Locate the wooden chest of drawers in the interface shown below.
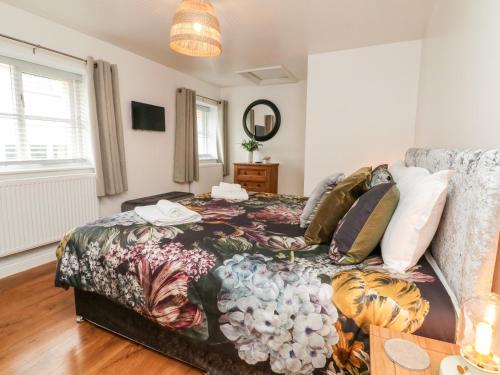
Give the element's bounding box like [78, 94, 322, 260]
[234, 163, 279, 193]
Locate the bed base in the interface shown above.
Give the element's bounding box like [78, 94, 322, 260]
[74, 289, 271, 375]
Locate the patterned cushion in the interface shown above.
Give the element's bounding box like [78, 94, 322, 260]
[369, 164, 393, 188]
[300, 173, 345, 228]
[329, 183, 399, 265]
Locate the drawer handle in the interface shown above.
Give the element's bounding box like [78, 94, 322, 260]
[257, 184, 261, 187]
[257, 172, 261, 175]
[243, 171, 247, 175]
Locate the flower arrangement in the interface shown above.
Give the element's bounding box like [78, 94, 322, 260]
[241, 138, 262, 152]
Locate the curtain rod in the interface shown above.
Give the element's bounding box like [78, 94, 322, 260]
[196, 94, 221, 104]
[177, 89, 221, 104]
[0, 33, 87, 63]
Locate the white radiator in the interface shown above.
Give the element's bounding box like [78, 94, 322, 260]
[0, 173, 99, 257]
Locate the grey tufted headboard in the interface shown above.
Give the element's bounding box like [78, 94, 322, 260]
[405, 148, 500, 305]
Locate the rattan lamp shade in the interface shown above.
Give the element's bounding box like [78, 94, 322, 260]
[170, 0, 222, 57]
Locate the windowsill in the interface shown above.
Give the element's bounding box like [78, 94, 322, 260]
[0, 164, 95, 179]
[199, 159, 221, 166]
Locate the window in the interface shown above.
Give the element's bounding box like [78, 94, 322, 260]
[0, 56, 90, 172]
[197, 103, 218, 161]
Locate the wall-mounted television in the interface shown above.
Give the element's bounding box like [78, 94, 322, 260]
[131, 101, 165, 131]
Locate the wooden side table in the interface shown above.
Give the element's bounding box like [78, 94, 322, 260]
[370, 325, 459, 375]
[233, 163, 279, 193]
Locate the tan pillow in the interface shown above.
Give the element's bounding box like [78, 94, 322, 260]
[304, 167, 372, 245]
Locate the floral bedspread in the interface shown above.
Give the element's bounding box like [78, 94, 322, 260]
[55, 193, 453, 375]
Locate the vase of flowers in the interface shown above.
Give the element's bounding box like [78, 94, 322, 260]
[241, 138, 262, 163]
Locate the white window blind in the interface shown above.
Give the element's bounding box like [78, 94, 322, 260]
[0, 55, 91, 172]
[197, 103, 218, 161]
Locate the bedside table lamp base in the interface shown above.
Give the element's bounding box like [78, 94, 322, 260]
[440, 356, 491, 375]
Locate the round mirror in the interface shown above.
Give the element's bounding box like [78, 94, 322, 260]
[242, 99, 281, 141]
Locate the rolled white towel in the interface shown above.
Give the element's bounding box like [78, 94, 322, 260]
[134, 205, 169, 226]
[135, 201, 201, 226]
[157, 200, 185, 218]
[211, 186, 249, 201]
[218, 182, 242, 192]
[157, 199, 201, 222]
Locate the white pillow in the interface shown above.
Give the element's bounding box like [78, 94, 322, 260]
[389, 161, 430, 196]
[381, 168, 454, 272]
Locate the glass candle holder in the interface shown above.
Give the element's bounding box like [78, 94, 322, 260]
[456, 293, 500, 373]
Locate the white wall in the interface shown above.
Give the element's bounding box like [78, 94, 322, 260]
[0, 2, 220, 277]
[415, 0, 500, 149]
[221, 82, 307, 195]
[191, 163, 223, 195]
[304, 40, 422, 194]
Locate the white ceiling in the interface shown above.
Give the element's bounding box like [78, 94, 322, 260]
[1, 0, 436, 87]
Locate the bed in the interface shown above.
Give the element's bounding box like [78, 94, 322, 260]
[55, 148, 500, 375]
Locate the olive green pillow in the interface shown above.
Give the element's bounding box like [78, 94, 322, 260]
[304, 167, 372, 245]
[329, 182, 399, 265]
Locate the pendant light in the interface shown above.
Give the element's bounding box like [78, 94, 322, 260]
[170, 0, 222, 57]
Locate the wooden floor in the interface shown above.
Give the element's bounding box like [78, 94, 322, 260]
[0, 262, 203, 375]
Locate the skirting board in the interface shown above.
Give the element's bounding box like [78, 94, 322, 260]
[0, 243, 56, 278]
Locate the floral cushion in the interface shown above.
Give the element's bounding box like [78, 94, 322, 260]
[369, 164, 393, 188]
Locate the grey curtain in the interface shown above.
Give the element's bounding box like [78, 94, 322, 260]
[217, 100, 229, 176]
[87, 56, 128, 197]
[174, 88, 199, 183]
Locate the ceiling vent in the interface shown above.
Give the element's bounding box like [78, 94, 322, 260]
[236, 65, 297, 85]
